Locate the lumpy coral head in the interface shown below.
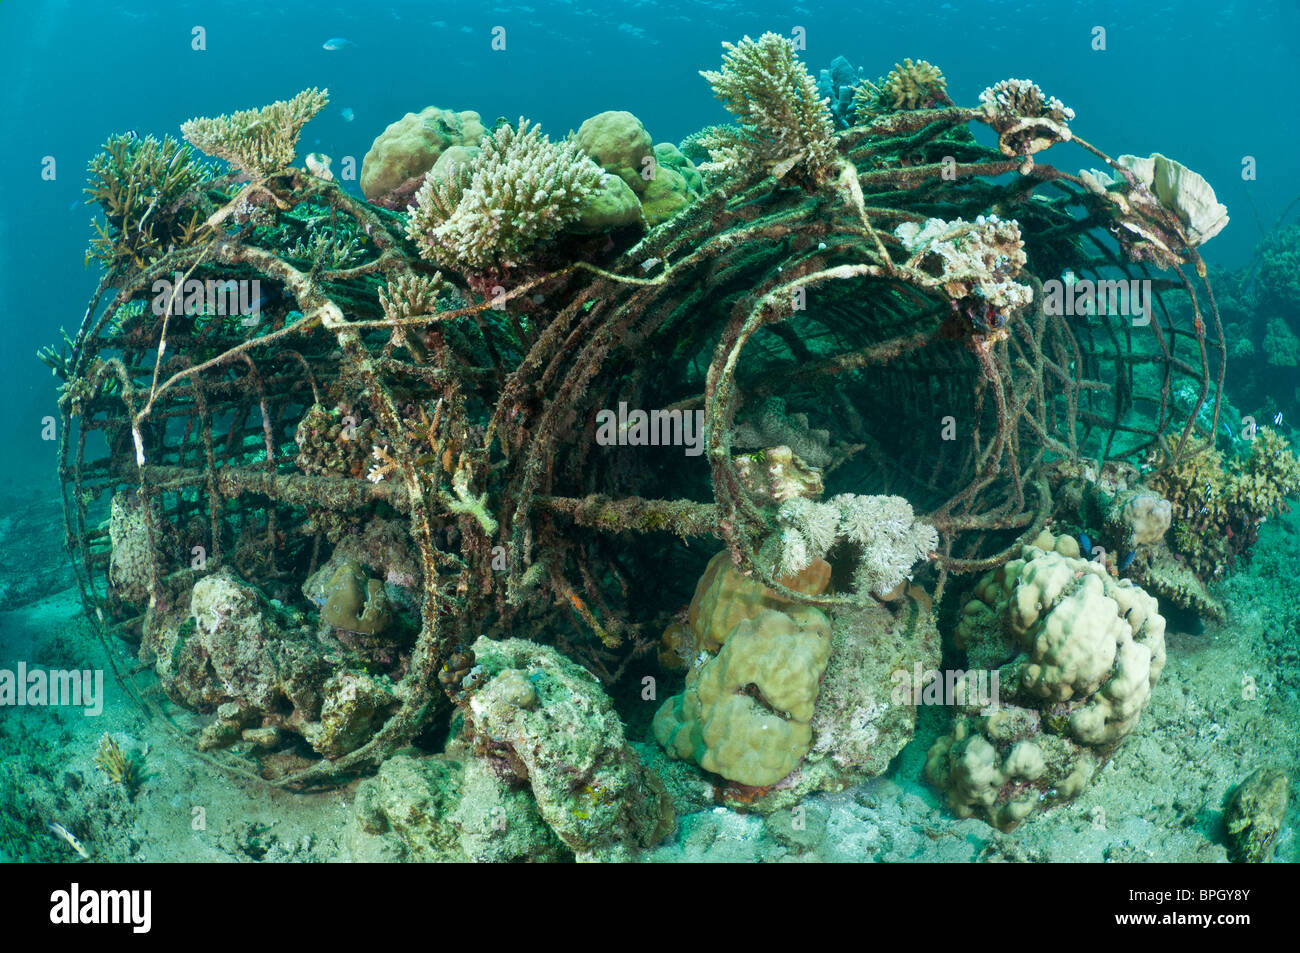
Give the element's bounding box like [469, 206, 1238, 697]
[360, 105, 486, 201]
[654, 606, 832, 787]
[574, 110, 655, 194]
[321, 560, 393, 635]
[685, 549, 831, 654]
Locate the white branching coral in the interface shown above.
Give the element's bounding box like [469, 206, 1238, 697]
[782, 497, 840, 554]
[760, 493, 937, 597]
[181, 88, 329, 179]
[405, 118, 606, 272]
[378, 272, 450, 324]
[698, 33, 838, 183]
[977, 79, 1074, 166]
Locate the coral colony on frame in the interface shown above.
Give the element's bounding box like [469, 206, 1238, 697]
[33, 30, 1294, 863]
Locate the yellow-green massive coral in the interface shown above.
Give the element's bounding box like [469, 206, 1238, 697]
[405, 118, 606, 272]
[571, 111, 703, 229]
[360, 105, 486, 202]
[656, 606, 832, 788]
[930, 531, 1166, 829]
[320, 559, 393, 635]
[655, 547, 941, 805]
[181, 88, 329, 179]
[654, 550, 834, 787]
[697, 32, 838, 183]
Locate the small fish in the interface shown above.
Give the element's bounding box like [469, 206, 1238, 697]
[1078, 531, 1092, 553]
[1118, 550, 1137, 572]
[322, 37, 354, 51]
[1274, 411, 1284, 426]
[340, 107, 355, 122]
[48, 822, 90, 860]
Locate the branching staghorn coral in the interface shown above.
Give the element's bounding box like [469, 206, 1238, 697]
[181, 88, 329, 180]
[377, 272, 453, 360]
[84, 133, 213, 268]
[405, 118, 606, 273]
[698, 33, 838, 183]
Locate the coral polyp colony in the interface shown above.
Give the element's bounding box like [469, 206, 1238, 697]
[50, 30, 1283, 857]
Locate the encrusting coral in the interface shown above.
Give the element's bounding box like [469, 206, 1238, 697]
[732, 445, 825, 506]
[1223, 767, 1289, 864]
[405, 118, 607, 273]
[894, 215, 1033, 337]
[978, 78, 1074, 171]
[461, 637, 675, 861]
[319, 560, 393, 636]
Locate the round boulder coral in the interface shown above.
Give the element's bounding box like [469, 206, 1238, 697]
[360, 105, 487, 202]
[574, 110, 655, 194]
[654, 606, 833, 787]
[931, 531, 1166, 828]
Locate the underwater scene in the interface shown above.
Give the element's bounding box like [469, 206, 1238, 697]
[1, 0, 1298, 877]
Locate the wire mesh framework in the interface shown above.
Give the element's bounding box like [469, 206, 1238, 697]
[56, 92, 1224, 788]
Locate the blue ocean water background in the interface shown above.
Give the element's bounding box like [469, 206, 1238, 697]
[0, 0, 1296, 485]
